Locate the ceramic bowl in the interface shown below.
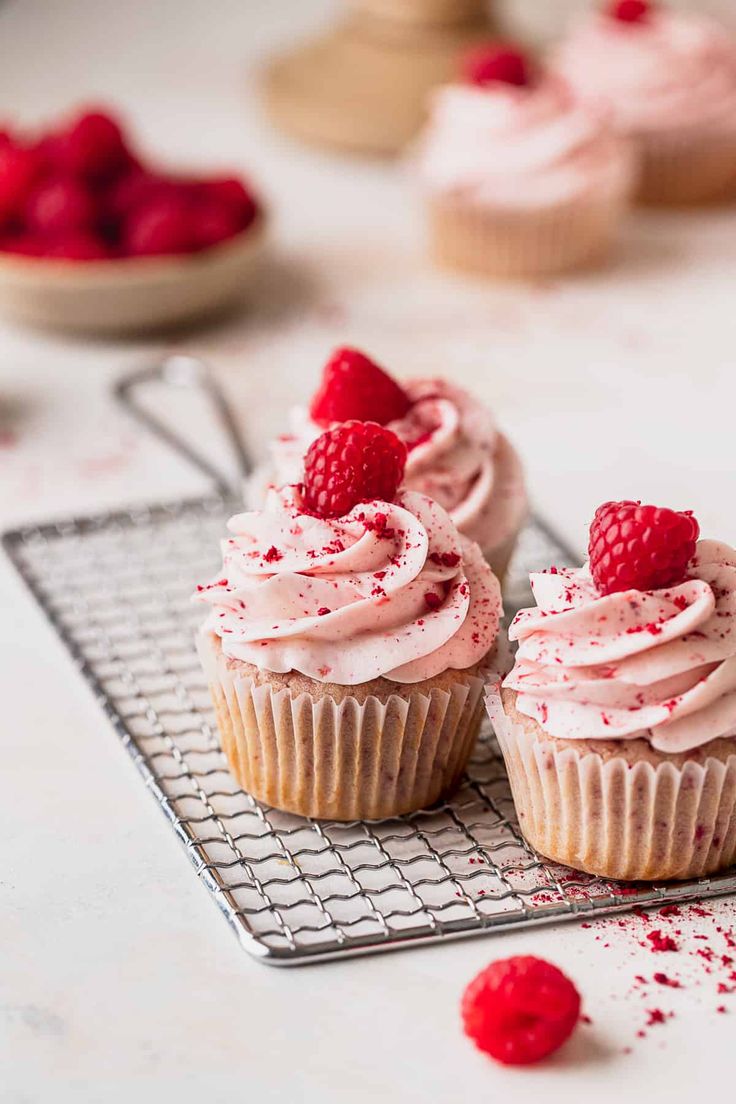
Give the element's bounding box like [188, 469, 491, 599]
[0, 216, 267, 333]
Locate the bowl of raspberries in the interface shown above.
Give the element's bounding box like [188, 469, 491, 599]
[0, 106, 266, 332]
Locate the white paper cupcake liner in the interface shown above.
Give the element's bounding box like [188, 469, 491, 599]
[427, 188, 630, 279]
[485, 685, 736, 881]
[636, 129, 736, 207]
[199, 631, 486, 820]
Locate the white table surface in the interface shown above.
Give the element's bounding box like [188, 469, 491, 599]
[3, 2, 736, 1101]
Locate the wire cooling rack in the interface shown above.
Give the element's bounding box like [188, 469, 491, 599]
[5, 494, 736, 966]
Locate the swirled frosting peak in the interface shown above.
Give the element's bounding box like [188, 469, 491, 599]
[555, 9, 736, 135]
[416, 72, 632, 208]
[253, 377, 527, 555]
[196, 486, 501, 685]
[504, 540, 736, 752]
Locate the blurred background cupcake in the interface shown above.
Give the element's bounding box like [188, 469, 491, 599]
[553, 1, 736, 205]
[414, 42, 634, 278]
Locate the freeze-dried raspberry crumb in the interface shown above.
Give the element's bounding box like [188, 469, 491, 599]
[263, 546, 282, 563]
[461, 956, 581, 1066]
[647, 930, 678, 953]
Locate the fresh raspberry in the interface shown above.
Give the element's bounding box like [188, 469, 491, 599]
[302, 421, 407, 519]
[191, 201, 241, 250]
[42, 232, 109, 260]
[461, 44, 531, 88]
[0, 233, 44, 257]
[199, 177, 258, 230]
[122, 194, 193, 256]
[25, 177, 97, 236]
[608, 0, 652, 23]
[105, 168, 168, 222]
[309, 347, 411, 428]
[461, 956, 581, 1066]
[0, 143, 42, 222]
[588, 500, 699, 595]
[58, 109, 131, 181]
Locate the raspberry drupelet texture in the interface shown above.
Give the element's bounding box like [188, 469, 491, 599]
[608, 0, 652, 23]
[309, 346, 411, 428]
[302, 421, 407, 519]
[461, 44, 531, 89]
[588, 500, 700, 596]
[461, 956, 581, 1065]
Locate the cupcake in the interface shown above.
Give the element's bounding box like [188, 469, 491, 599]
[249, 346, 528, 582]
[415, 43, 634, 278]
[487, 498, 736, 881]
[198, 419, 502, 820]
[554, 1, 736, 206]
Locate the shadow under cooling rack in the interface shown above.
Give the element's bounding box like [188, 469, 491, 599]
[5, 495, 736, 965]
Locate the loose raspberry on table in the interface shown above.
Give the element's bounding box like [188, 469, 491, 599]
[588, 500, 699, 596]
[461, 955, 581, 1066]
[309, 347, 411, 428]
[461, 44, 531, 88]
[302, 421, 407, 519]
[608, 1, 653, 23]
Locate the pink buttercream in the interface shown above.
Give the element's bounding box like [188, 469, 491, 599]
[250, 378, 527, 554]
[504, 540, 736, 753]
[416, 73, 632, 208]
[196, 486, 501, 685]
[555, 10, 736, 136]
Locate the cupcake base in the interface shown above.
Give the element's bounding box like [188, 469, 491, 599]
[636, 129, 736, 207]
[487, 685, 736, 881]
[200, 631, 488, 820]
[427, 191, 627, 279]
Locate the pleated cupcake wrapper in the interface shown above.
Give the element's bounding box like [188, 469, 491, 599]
[636, 129, 736, 206]
[199, 632, 486, 821]
[427, 191, 628, 279]
[485, 686, 736, 882]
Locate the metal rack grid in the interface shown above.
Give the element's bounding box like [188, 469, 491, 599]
[5, 495, 736, 966]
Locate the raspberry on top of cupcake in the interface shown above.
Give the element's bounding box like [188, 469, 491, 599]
[504, 499, 736, 753]
[415, 41, 632, 209]
[198, 420, 501, 686]
[249, 346, 527, 578]
[554, 1, 736, 139]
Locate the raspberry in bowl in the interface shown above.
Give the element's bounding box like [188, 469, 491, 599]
[195, 421, 502, 820]
[414, 42, 634, 278]
[553, 2, 736, 206]
[486, 499, 736, 881]
[248, 346, 528, 583]
[0, 107, 265, 332]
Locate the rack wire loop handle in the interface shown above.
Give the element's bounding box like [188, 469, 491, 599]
[114, 355, 252, 497]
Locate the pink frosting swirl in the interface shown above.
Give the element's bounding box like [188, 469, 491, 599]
[251, 378, 527, 554]
[196, 486, 501, 685]
[554, 10, 736, 136]
[416, 73, 632, 208]
[504, 540, 736, 753]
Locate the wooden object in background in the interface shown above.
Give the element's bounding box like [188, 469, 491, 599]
[260, 1, 496, 156]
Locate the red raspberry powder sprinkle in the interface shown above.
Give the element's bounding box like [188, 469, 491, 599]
[263, 546, 282, 563]
[647, 930, 679, 953]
